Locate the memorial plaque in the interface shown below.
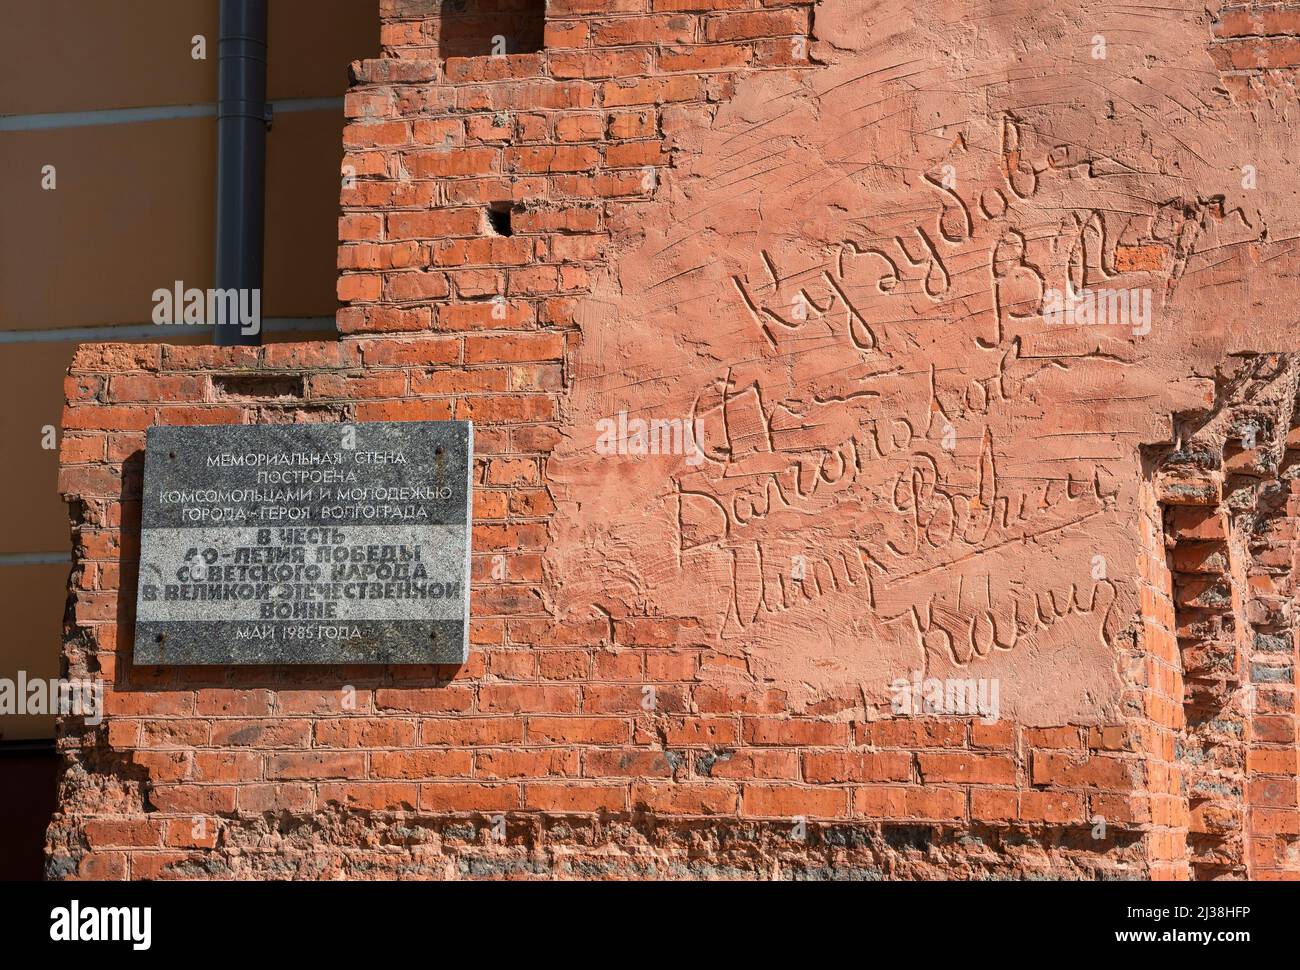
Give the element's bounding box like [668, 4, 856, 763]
[133, 421, 472, 665]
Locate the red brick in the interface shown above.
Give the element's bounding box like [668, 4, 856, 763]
[209, 719, 311, 748]
[421, 717, 525, 746]
[267, 752, 366, 780]
[742, 784, 848, 819]
[373, 750, 474, 779]
[195, 689, 274, 717]
[477, 749, 578, 779]
[481, 684, 581, 713]
[632, 782, 737, 815]
[84, 818, 165, 849]
[803, 751, 913, 784]
[918, 752, 1016, 785]
[238, 783, 314, 813]
[744, 718, 848, 746]
[314, 718, 417, 748]
[360, 337, 461, 367]
[524, 783, 625, 813]
[527, 716, 629, 744]
[705, 10, 807, 41]
[1030, 751, 1134, 790]
[319, 783, 418, 811]
[856, 786, 966, 821]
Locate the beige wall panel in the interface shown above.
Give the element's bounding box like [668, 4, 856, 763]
[0, 1, 378, 116]
[2, 110, 346, 329]
[265, 108, 348, 319]
[268, 1, 381, 100]
[0, 563, 70, 742]
[0, 119, 216, 331]
[0, 342, 77, 556]
[0, 1, 219, 115]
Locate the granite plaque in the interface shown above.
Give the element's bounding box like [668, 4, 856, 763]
[133, 421, 472, 665]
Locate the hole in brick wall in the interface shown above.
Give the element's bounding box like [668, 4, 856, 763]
[213, 374, 305, 401]
[487, 202, 514, 237]
[436, 0, 546, 59]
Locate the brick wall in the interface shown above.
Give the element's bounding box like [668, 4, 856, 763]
[1211, 1, 1300, 101]
[47, 0, 1300, 879]
[1149, 355, 1300, 879]
[51, 342, 1169, 880]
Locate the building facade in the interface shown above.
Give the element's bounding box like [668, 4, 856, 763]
[0, 0, 377, 878]
[43, 0, 1300, 879]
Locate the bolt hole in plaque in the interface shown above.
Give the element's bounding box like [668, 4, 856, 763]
[132, 421, 473, 665]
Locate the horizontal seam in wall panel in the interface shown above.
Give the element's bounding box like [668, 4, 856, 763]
[0, 317, 337, 344]
[0, 739, 58, 753]
[0, 553, 69, 565]
[0, 97, 344, 132]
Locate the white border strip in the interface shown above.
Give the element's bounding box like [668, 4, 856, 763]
[0, 553, 69, 565]
[0, 317, 336, 344]
[0, 97, 344, 132]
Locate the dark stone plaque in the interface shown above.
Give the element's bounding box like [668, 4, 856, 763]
[133, 421, 472, 665]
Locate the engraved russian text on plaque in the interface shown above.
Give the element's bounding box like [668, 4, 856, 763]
[133, 421, 472, 664]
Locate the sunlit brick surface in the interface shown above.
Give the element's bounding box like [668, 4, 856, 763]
[48, 0, 1300, 880]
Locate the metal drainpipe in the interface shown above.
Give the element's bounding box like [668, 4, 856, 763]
[213, 0, 269, 346]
